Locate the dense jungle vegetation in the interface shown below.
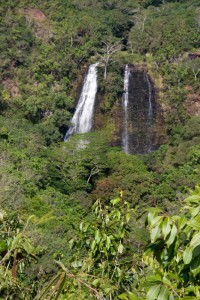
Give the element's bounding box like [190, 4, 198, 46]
[0, 0, 200, 299]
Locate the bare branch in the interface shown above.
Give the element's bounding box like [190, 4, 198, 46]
[97, 40, 122, 79]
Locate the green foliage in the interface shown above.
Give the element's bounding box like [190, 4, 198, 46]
[0, 210, 38, 299]
[36, 187, 200, 300]
[0, 10, 34, 72]
[129, 3, 198, 61]
[142, 186, 200, 299]
[45, 132, 111, 194]
[98, 61, 124, 111]
[0, 0, 200, 299]
[37, 193, 137, 299]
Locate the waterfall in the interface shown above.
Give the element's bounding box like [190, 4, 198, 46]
[145, 73, 153, 123]
[122, 65, 130, 154]
[64, 63, 98, 141]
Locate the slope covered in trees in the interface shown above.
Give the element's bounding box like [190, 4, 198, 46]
[0, 0, 200, 298]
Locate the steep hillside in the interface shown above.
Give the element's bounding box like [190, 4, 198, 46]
[0, 0, 200, 299]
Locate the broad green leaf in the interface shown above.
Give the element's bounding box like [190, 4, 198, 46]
[116, 210, 121, 221]
[183, 224, 192, 235]
[191, 255, 200, 277]
[150, 226, 161, 243]
[147, 208, 162, 225]
[106, 236, 111, 250]
[148, 212, 156, 225]
[91, 240, 96, 251]
[147, 208, 162, 214]
[150, 216, 163, 229]
[175, 250, 183, 263]
[0, 211, 4, 221]
[126, 212, 131, 223]
[188, 220, 200, 231]
[104, 287, 113, 294]
[79, 222, 83, 232]
[162, 277, 171, 286]
[111, 246, 116, 255]
[118, 243, 123, 254]
[167, 272, 179, 281]
[143, 275, 162, 287]
[183, 247, 192, 264]
[166, 224, 177, 247]
[118, 293, 128, 300]
[190, 232, 200, 249]
[157, 285, 170, 300]
[105, 214, 110, 224]
[69, 238, 75, 250]
[146, 285, 160, 300]
[162, 217, 171, 239]
[192, 244, 200, 259]
[191, 206, 200, 217]
[111, 197, 121, 205]
[95, 230, 101, 244]
[127, 292, 137, 300]
[169, 294, 175, 300]
[92, 279, 101, 287]
[71, 260, 82, 268]
[184, 195, 200, 204]
[55, 260, 67, 272]
[118, 292, 137, 300]
[117, 267, 123, 278]
[0, 240, 7, 252]
[119, 227, 125, 238]
[82, 222, 89, 232]
[178, 216, 187, 230]
[185, 285, 195, 293]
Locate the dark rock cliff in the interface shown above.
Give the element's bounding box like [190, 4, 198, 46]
[120, 65, 165, 154]
[91, 64, 166, 154]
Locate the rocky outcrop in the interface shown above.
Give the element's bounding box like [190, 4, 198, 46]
[22, 8, 52, 41]
[188, 52, 200, 60]
[184, 86, 200, 116]
[2, 78, 20, 98]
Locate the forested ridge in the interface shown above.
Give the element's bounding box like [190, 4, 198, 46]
[0, 0, 200, 299]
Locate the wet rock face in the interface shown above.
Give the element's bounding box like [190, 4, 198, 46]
[121, 65, 165, 154]
[92, 64, 165, 154]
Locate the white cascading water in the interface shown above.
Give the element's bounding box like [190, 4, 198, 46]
[64, 63, 98, 141]
[122, 65, 130, 154]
